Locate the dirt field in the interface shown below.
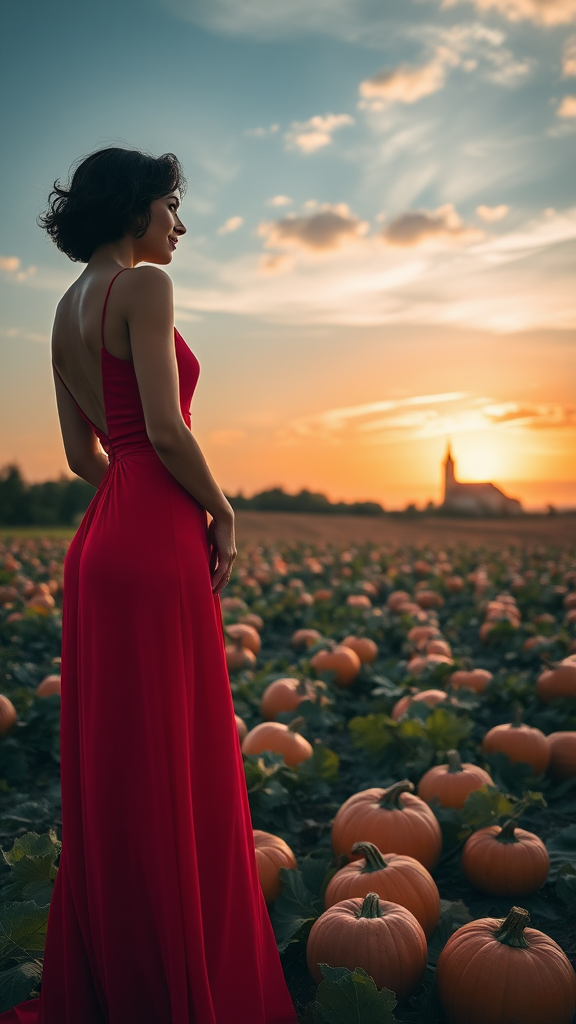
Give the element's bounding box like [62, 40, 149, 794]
[234, 511, 576, 548]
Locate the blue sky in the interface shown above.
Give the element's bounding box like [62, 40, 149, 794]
[1, 0, 575, 507]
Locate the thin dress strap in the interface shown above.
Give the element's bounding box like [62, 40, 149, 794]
[101, 268, 130, 351]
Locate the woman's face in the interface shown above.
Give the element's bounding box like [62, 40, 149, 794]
[135, 192, 186, 264]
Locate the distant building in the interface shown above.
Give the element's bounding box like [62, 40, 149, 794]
[440, 444, 523, 516]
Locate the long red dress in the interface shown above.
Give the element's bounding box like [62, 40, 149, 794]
[0, 269, 299, 1024]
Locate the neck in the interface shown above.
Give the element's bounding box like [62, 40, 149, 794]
[89, 236, 142, 269]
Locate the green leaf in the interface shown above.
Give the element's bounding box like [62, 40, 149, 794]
[423, 708, 474, 752]
[298, 851, 334, 902]
[269, 868, 323, 952]
[297, 744, 340, 784]
[483, 752, 539, 795]
[427, 900, 473, 967]
[0, 960, 43, 1014]
[459, 786, 514, 833]
[0, 830, 60, 904]
[546, 825, 576, 880]
[0, 901, 49, 965]
[348, 714, 396, 759]
[305, 965, 398, 1024]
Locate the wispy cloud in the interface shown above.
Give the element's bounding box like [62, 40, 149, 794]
[441, 0, 576, 25]
[0, 256, 37, 282]
[284, 113, 354, 153]
[217, 216, 245, 235]
[557, 95, 576, 117]
[359, 58, 449, 110]
[477, 204, 509, 221]
[244, 123, 279, 137]
[277, 392, 576, 446]
[266, 195, 293, 206]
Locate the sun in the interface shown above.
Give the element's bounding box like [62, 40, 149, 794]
[450, 437, 512, 483]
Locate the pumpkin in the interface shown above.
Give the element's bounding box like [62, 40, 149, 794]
[346, 594, 372, 609]
[310, 646, 361, 687]
[306, 892, 427, 1000]
[331, 780, 442, 871]
[537, 661, 576, 702]
[547, 732, 576, 780]
[387, 590, 412, 613]
[449, 668, 493, 693]
[341, 636, 378, 664]
[0, 694, 17, 735]
[0, 585, 18, 606]
[324, 841, 440, 938]
[417, 750, 493, 810]
[235, 714, 248, 742]
[391, 689, 448, 721]
[253, 829, 297, 903]
[461, 820, 549, 897]
[225, 639, 257, 672]
[425, 639, 452, 657]
[407, 625, 440, 647]
[416, 590, 444, 610]
[291, 628, 322, 650]
[26, 594, 55, 614]
[237, 612, 264, 631]
[445, 575, 464, 593]
[36, 674, 61, 697]
[481, 717, 550, 776]
[225, 622, 261, 655]
[241, 715, 313, 766]
[407, 654, 453, 676]
[436, 906, 576, 1024]
[313, 589, 333, 603]
[260, 676, 318, 720]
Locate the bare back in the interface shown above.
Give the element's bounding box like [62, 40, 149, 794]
[52, 265, 134, 436]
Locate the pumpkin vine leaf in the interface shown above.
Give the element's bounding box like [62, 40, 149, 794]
[427, 900, 473, 967]
[304, 965, 399, 1023]
[545, 825, 576, 880]
[0, 959, 43, 1015]
[269, 867, 323, 952]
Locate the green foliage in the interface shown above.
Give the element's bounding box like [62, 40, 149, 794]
[304, 966, 398, 1024]
[0, 960, 43, 1014]
[545, 825, 576, 880]
[0, 830, 60, 905]
[269, 868, 323, 952]
[427, 900, 473, 966]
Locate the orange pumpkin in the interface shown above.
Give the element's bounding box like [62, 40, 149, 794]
[461, 820, 549, 897]
[425, 639, 452, 657]
[346, 594, 372, 609]
[306, 893, 427, 1000]
[445, 575, 464, 593]
[310, 646, 361, 687]
[313, 589, 333, 603]
[449, 668, 493, 693]
[331, 780, 442, 871]
[407, 625, 441, 647]
[341, 636, 378, 664]
[481, 720, 550, 776]
[253, 829, 297, 903]
[387, 590, 412, 612]
[260, 677, 318, 721]
[225, 639, 257, 672]
[547, 732, 576, 780]
[225, 622, 261, 655]
[0, 585, 18, 606]
[324, 841, 440, 938]
[235, 714, 248, 742]
[291, 628, 322, 650]
[417, 750, 494, 810]
[241, 716, 313, 766]
[36, 674, 61, 697]
[407, 654, 453, 676]
[391, 689, 448, 721]
[537, 661, 576, 702]
[0, 694, 17, 734]
[237, 612, 264, 631]
[416, 590, 444, 610]
[436, 907, 576, 1024]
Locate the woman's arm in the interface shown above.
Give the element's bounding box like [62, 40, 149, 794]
[53, 368, 109, 487]
[122, 266, 236, 592]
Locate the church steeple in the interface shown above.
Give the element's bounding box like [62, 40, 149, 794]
[444, 441, 455, 500]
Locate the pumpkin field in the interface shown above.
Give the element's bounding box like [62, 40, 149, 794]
[1, 527, 576, 1023]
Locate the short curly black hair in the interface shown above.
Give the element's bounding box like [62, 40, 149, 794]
[38, 146, 187, 263]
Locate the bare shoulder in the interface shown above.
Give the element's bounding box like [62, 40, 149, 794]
[122, 265, 172, 295]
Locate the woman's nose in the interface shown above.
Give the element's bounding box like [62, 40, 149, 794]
[175, 217, 186, 235]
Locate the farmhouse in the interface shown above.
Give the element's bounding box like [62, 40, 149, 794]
[440, 445, 523, 516]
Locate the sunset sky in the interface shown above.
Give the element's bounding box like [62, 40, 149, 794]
[1, 0, 575, 509]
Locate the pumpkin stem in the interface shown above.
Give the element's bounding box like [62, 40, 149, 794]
[287, 716, 306, 733]
[494, 907, 530, 948]
[497, 819, 519, 843]
[447, 749, 463, 774]
[351, 842, 388, 872]
[295, 679, 309, 696]
[512, 702, 523, 727]
[358, 892, 384, 918]
[379, 780, 414, 808]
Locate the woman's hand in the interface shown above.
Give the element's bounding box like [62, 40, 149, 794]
[208, 513, 237, 596]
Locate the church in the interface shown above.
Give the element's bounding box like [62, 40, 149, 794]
[440, 445, 523, 516]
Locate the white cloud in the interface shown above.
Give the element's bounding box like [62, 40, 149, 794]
[244, 123, 279, 137]
[381, 204, 483, 246]
[441, 0, 576, 24]
[359, 58, 449, 111]
[266, 195, 293, 206]
[258, 203, 369, 252]
[284, 113, 354, 153]
[557, 95, 576, 117]
[477, 204, 509, 221]
[0, 256, 20, 273]
[0, 257, 37, 282]
[217, 216, 245, 235]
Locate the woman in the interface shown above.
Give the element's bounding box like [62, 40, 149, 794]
[0, 146, 298, 1024]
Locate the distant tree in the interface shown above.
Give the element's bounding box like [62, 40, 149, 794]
[0, 463, 95, 526]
